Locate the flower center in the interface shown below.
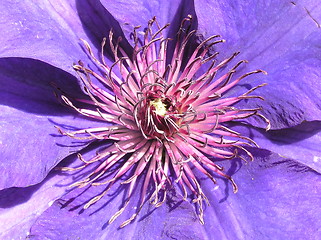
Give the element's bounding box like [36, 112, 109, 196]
[150, 98, 167, 116]
[135, 91, 180, 140]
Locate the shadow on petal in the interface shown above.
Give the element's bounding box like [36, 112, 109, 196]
[166, 0, 199, 66]
[76, 0, 133, 59]
[228, 121, 321, 172]
[0, 57, 84, 116]
[0, 185, 41, 209]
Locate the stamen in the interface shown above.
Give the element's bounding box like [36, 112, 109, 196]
[58, 16, 270, 228]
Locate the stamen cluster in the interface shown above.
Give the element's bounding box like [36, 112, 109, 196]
[58, 15, 270, 227]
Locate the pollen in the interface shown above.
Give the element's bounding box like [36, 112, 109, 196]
[150, 98, 167, 116]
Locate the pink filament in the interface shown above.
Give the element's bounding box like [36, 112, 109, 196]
[58, 15, 270, 227]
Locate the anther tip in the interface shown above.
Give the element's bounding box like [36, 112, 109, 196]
[265, 123, 271, 131]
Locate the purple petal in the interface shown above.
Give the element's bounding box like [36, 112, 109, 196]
[29, 188, 204, 240]
[28, 165, 204, 240]
[0, 162, 74, 240]
[0, 0, 126, 75]
[1, 2, 320, 239]
[0, 58, 104, 189]
[83, 0, 198, 63]
[24, 149, 321, 239]
[100, 0, 185, 40]
[232, 121, 321, 173]
[0, 1, 93, 74]
[202, 148, 321, 239]
[195, 1, 321, 129]
[75, 0, 133, 58]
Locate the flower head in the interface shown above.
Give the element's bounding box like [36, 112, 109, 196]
[1, 1, 321, 239]
[57, 15, 269, 227]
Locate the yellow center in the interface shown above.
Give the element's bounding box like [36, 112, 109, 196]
[150, 98, 167, 116]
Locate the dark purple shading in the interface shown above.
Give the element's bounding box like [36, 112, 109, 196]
[0, 57, 103, 189]
[0, 160, 76, 239]
[0, 145, 106, 239]
[0, 58, 84, 114]
[165, 0, 199, 66]
[28, 190, 204, 240]
[231, 120, 321, 172]
[76, 0, 133, 59]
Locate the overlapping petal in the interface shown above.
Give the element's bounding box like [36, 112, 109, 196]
[0, 58, 108, 189]
[13, 149, 321, 240]
[100, 0, 185, 40]
[0, 164, 72, 239]
[0, 0, 88, 75]
[202, 149, 321, 240]
[28, 178, 204, 240]
[195, 0, 321, 129]
[0, 0, 132, 75]
[0, 0, 320, 239]
[231, 121, 321, 172]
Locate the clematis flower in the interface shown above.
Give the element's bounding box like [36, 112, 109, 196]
[55, 14, 272, 228]
[1, 1, 321, 240]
